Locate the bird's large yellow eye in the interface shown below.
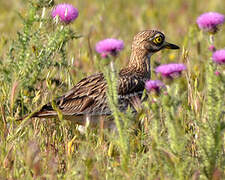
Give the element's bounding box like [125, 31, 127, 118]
[153, 36, 163, 44]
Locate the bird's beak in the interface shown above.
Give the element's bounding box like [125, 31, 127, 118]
[163, 41, 180, 50]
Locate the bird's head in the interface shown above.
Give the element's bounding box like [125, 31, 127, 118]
[132, 30, 179, 54]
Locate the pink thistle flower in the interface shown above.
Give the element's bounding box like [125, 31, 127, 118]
[214, 71, 220, 76]
[95, 38, 124, 58]
[145, 80, 165, 93]
[212, 49, 225, 64]
[52, 4, 79, 24]
[196, 12, 225, 33]
[208, 45, 216, 52]
[155, 63, 187, 78]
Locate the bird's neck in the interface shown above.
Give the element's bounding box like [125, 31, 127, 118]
[128, 48, 152, 80]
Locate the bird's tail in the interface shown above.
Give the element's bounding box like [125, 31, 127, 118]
[17, 103, 58, 121]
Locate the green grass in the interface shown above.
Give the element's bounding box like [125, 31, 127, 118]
[0, 0, 225, 179]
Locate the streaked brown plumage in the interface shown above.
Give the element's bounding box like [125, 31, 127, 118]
[31, 30, 179, 126]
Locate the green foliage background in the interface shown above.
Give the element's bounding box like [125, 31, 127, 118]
[0, 0, 224, 179]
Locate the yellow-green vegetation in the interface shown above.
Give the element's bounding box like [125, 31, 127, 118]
[0, 0, 225, 179]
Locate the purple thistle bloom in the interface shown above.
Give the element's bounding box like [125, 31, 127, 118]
[208, 45, 216, 52]
[52, 4, 79, 24]
[145, 80, 165, 93]
[155, 63, 187, 78]
[212, 49, 225, 64]
[214, 71, 220, 76]
[95, 38, 124, 58]
[196, 12, 225, 33]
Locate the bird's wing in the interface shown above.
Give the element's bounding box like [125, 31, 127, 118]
[35, 73, 110, 117]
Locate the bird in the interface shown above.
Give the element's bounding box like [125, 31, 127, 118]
[30, 30, 179, 127]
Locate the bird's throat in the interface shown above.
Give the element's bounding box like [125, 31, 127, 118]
[128, 50, 152, 80]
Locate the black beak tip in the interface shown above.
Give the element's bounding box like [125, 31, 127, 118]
[170, 43, 180, 49]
